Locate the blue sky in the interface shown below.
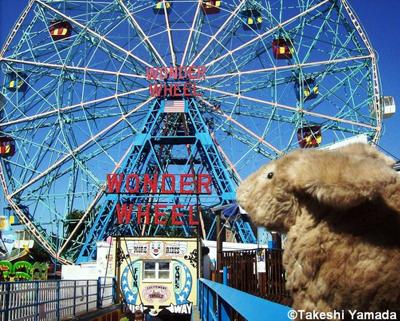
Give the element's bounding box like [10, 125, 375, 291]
[349, 0, 400, 158]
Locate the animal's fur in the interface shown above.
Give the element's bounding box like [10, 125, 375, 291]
[237, 143, 400, 314]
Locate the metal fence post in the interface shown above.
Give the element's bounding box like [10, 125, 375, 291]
[56, 280, 61, 321]
[96, 277, 102, 309]
[34, 281, 39, 321]
[112, 277, 117, 304]
[86, 280, 89, 313]
[4, 283, 11, 321]
[222, 267, 228, 285]
[202, 286, 208, 321]
[73, 281, 77, 316]
[207, 286, 214, 321]
[217, 297, 230, 321]
[197, 280, 201, 317]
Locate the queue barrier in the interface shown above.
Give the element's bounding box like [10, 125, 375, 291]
[0, 277, 116, 321]
[198, 278, 291, 321]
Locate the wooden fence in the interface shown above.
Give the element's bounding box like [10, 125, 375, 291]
[220, 248, 291, 306]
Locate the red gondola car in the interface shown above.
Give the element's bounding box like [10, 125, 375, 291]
[202, 1, 221, 14]
[0, 136, 16, 157]
[297, 126, 322, 148]
[49, 20, 72, 41]
[272, 38, 293, 59]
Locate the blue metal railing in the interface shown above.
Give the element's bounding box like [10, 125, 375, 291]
[198, 278, 291, 321]
[0, 277, 116, 321]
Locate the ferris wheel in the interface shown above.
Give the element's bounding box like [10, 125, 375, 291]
[0, 0, 385, 263]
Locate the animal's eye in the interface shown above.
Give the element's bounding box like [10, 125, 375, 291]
[267, 172, 274, 179]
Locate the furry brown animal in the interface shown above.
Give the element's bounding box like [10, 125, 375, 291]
[237, 143, 400, 314]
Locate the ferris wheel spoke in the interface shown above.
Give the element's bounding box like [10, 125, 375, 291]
[205, 55, 372, 80]
[35, 0, 152, 69]
[27, 132, 134, 201]
[8, 97, 153, 199]
[188, 26, 238, 77]
[306, 63, 370, 114]
[218, 129, 269, 168]
[192, 16, 244, 74]
[181, 0, 201, 66]
[203, 0, 330, 68]
[199, 97, 282, 156]
[208, 131, 242, 181]
[300, 4, 336, 64]
[58, 138, 137, 256]
[213, 100, 297, 126]
[217, 122, 276, 160]
[190, 0, 247, 66]
[118, 0, 167, 67]
[0, 88, 148, 127]
[198, 85, 377, 130]
[205, 31, 266, 77]
[199, 84, 298, 111]
[3, 65, 63, 120]
[198, 33, 264, 77]
[162, 0, 176, 66]
[35, 4, 67, 65]
[16, 129, 69, 188]
[0, 57, 146, 79]
[7, 21, 143, 78]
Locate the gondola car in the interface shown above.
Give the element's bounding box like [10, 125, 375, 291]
[272, 38, 294, 59]
[202, 1, 221, 14]
[297, 125, 322, 148]
[49, 20, 72, 41]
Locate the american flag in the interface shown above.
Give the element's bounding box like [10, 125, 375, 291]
[164, 99, 185, 113]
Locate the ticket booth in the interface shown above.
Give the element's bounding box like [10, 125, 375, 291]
[114, 237, 198, 321]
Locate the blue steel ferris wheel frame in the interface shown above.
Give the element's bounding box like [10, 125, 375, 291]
[0, 0, 382, 263]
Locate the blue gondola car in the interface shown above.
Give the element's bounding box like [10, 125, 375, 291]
[153, 0, 171, 13]
[6, 72, 27, 92]
[295, 78, 319, 101]
[243, 9, 262, 30]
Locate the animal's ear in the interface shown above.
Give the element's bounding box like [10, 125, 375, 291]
[286, 148, 397, 210]
[336, 143, 395, 167]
